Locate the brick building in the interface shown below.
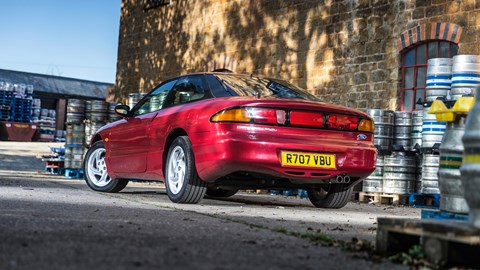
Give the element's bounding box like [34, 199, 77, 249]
[115, 0, 480, 111]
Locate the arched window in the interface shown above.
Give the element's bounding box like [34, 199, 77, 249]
[401, 41, 459, 111]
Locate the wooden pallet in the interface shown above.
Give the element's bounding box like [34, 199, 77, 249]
[376, 218, 480, 268]
[358, 192, 408, 205]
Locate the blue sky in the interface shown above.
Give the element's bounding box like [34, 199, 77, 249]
[0, 0, 121, 83]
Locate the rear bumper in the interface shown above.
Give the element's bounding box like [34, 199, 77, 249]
[191, 123, 377, 183]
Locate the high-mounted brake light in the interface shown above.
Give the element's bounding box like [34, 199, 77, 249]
[327, 114, 359, 131]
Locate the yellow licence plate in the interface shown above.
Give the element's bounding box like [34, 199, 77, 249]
[280, 151, 336, 169]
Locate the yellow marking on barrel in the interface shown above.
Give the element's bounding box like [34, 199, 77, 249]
[464, 155, 480, 163]
[104, 138, 109, 142]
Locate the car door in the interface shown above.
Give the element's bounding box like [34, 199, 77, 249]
[107, 79, 177, 174]
[145, 75, 209, 178]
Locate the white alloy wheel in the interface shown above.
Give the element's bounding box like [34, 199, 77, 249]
[167, 146, 186, 195]
[86, 147, 111, 187]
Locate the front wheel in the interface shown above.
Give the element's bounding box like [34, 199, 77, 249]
[307, 184, 352, 209]
[165, 136, 206, 204]
[84, 141, 129, 193]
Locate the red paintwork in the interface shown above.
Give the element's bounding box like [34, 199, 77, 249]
[95, 97, 377, 184]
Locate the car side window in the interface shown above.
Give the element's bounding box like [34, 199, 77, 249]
[167, 76, 206, 106]
[133, 79, 177, 116]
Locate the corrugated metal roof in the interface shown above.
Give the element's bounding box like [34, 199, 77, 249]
[0, 69, 112, 99]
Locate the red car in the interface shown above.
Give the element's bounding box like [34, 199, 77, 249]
[84, 73, 377, 208]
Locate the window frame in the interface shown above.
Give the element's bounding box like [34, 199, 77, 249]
[400, 40, 458, 111]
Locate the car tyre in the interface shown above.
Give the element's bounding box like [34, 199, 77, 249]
[205, 188, 238, 198]
[84, 141, 129, 193]
[307, 184, 352, 209]
[165, 136, 206, 203]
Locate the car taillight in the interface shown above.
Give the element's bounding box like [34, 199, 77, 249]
[211, 107, 286, 124]
[327, 114, 359, 131]
[290, 111, 324, 127]
[211, 108, 251, 123]
[358, 119, 374, 132]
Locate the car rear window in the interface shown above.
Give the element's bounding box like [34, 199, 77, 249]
[214, 74, 319, 101]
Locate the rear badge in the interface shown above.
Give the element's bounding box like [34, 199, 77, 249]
[357, 134, 367, 140]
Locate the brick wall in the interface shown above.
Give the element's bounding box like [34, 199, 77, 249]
[116, 0, 480, 110]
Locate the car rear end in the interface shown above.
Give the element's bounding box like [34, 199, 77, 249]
[192, 96, 377, 188]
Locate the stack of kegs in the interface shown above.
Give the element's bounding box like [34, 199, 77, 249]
[85, 100, 108, 145]
[66, 99, 85, 124]
[410, 110, 423, 149]
[421, 105, 445, 149]
[366, 109, 394, 150]
[450, 55, 480, 100]
[383, 152, 416, 194]
[420, 154, 440, 194]
[108, 102, 122, 122]
[426, 58, 452, 101]
[64, 146, 84, 170]
[363, 155, 384, 192]
[31, 99, 41, 121]
[393, 112, 412, 150]
[65, 123, 85, 169]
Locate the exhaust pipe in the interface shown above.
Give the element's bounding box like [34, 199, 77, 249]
[343, 175, 351, 184]
[336, 175, 344, 183]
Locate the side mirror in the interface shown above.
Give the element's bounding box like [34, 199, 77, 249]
[114, 104, 131, 117]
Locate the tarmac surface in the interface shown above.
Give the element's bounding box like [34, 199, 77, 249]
[0, 141, 420, 269]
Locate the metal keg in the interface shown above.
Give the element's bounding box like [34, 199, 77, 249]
[128, 93, 140, 109]
[366, 109, 394, 150]
[108, 102, 122, 122]
[85, 100, 107, 122]
[438, 115, 469, 214]
[415, 154, 423, 192]
[393, 111, 412, 150]
[451, 55, 480, 100]
[85, 122, 104, 145]
[421, 154, 440, 194]
[71, 148, 84, 169]
[422, 105, 446, 149]
[33, 98, 41, 108]
[461, 86, 480, 227]
[66, 124, 85, 145]
[363, 155, 384, 192]
[64, 148, 73, 168]
[382, 153, 416, 194]
[66, 99, 85, 124]
[426, 58, 452, 102]
[410, 110, 423, 149]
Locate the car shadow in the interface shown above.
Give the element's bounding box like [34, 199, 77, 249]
[204, 194, 311, 208]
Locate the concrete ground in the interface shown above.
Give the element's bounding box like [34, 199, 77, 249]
[0, 141, 421, 269]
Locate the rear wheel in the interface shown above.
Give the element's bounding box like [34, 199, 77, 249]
[307, 184, 352, 209]
[206, 188, 238, 198]
[165, 136, 206, 203]
[84, 141, 129, 193]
